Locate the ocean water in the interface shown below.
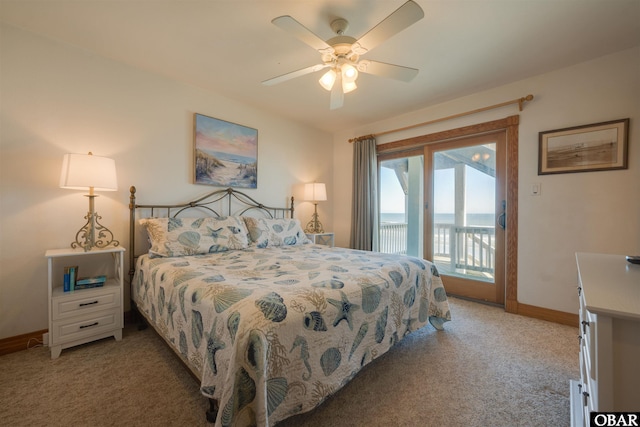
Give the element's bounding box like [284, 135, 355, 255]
[381, 212, 495, 226]
[210, 150, 256, 165]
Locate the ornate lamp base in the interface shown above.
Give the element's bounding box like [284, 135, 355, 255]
[71, 194, 119, 251]
[304, 203, 324, 234]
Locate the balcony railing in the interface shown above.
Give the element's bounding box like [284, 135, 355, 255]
[379, 222, 408, 255]
[380, 222, 495, 276]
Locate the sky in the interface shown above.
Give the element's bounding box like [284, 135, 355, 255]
[195, 114, 257, 158]
[380, 165, 495, 214]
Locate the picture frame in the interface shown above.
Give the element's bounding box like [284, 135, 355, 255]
[538, 118, 629, 175]
[194, 113, 258, 188]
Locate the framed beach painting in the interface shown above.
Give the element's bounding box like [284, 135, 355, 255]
[194, 113, 258, 188]
[538, 118, 629, 175]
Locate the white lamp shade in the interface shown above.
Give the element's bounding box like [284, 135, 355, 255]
[319, 69, 337, 91]
[341, 64, 358, 83]
[304, 182, 327, 202]
[59, 153, 118, 191]
[342, 80, 357, 94]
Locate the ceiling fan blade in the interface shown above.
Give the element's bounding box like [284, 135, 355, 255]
[329, 74, 344, 110]
[262, 63, 329, 86]
[272, 15, 334, 54]
[353, 0, 424, 54]
[357, 60, 418, 82]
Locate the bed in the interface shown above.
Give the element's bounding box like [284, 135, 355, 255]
[128, 186, 451, 426]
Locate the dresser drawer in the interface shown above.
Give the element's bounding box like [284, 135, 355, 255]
[579, 351, 591, 404]
[51, 309, 121, 345]
[584, 310, 596, 381]
[52, 285, 120, 320]
[579, 353, 593, 425]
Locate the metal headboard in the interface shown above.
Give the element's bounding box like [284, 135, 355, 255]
[128, 185, 295, 282]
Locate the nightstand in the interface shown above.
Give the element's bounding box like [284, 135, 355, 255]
[45, 246, 125, 359]
[306, 232, 334, 247]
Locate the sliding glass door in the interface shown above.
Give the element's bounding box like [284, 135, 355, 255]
[378, 131, 506, 304]
[425, 132, 506, 304]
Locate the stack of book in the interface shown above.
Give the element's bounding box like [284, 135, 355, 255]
[63, 266, 106, 291]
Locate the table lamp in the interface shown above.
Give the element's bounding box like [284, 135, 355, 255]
[303, 182, 327, 233]
[59, 152, 119, 251]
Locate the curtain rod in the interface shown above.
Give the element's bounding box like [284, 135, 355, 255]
[348, 94, 534, 143]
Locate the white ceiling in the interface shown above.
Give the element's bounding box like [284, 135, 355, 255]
[2, 0, 639, 133]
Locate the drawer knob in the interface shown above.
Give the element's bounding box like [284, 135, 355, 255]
[79, 300, 99, 307]
[581, 320, 589, 334]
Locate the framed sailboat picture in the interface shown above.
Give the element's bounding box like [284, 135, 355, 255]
[538, 118, 629, 175]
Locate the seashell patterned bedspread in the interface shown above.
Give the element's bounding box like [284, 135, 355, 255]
[132, 244, 451, 426]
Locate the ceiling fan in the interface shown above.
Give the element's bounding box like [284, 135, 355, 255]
[262, 0, 424, 110]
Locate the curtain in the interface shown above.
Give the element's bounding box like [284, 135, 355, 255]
[350, 137, 379, 251]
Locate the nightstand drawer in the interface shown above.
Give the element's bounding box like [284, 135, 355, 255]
[52, 285, 120, 320]
[51, 309, 121, 345]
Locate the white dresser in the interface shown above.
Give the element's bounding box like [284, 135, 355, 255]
[570, 253, 640, 426]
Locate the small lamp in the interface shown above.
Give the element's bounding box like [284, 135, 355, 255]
[303, 182, 327, 233]
[59, 152, 119, 251]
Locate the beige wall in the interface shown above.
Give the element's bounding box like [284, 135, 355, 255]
[332, 46, 640, 315]
[0, 24, 333, 339]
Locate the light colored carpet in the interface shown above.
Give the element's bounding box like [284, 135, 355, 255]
[0, 297, 579, 426]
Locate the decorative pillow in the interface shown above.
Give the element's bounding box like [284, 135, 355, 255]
[243, 217, 310, 248]
[139, 216, 249, 258]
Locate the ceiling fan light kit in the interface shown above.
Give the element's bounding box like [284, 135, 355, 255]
[319, 63, 358, 92]
[263, 0, 424, 109]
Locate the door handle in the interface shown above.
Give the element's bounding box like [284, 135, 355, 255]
[498, 200, 506, 230]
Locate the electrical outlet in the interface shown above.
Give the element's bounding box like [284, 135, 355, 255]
[42, 332, 49, 346]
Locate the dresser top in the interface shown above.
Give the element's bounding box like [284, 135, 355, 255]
[576, 252, 640, 320]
